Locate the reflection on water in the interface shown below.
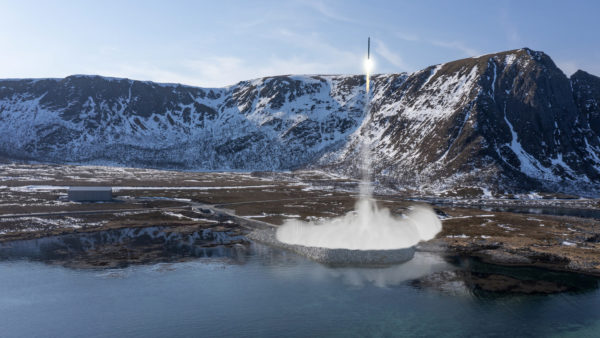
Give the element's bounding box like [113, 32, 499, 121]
[0, 242, 599, 337]
[298, 252, 455, 288]
[0, 224, 599, 337]
[0, 226, 249, 268]
[413, 256, 600, 296]
[0, 226, 597, 297]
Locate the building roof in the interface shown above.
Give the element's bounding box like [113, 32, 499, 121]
[68, 186, 112, 192]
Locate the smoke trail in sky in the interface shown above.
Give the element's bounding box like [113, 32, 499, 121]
[276, 87, 441, 250]
[276, 39, 441, 251]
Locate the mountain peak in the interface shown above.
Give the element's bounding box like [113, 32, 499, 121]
[571, 69, 600, 81]
[427, 48, 553, 80]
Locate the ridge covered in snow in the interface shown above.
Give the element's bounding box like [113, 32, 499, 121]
[1, 48, 599, 195]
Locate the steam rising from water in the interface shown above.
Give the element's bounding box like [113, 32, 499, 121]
[276, 56, 441, 250]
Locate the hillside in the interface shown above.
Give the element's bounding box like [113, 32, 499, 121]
[1, 48, 599, 195]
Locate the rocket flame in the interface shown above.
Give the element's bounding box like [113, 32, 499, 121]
[364, 58, 373, 93]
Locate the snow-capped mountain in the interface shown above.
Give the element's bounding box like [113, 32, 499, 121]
[1, 48, 599, 195]
[325, 48, 600, 195]
[0, 74, 367, 170]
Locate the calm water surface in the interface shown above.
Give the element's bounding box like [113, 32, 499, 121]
[1, 239, 600, 338]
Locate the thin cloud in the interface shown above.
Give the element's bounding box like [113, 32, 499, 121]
[396, 32, 420, 42]
[394, 31, 480, 57]
[429, 40, 480, 57]
[274, 28, 356, 61]
[302, 0, 358, 24]
[138, 55, 350, 88]
[92, 62, 206, 87]
[499, 7, 521, 46]
[89, 27, 365, 88]
[183, 55, 330, 87]
[374, 39, 411, 71]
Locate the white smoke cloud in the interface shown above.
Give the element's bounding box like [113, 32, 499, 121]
[276, 198, 442, 250]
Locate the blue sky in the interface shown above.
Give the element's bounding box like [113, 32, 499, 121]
[1, 0, 598, 87]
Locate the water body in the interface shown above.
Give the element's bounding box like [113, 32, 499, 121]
[1, 235, 599, 337]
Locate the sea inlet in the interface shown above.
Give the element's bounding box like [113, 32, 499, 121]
[0, 227, 599, 338]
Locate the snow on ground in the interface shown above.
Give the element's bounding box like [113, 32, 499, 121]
[0, 216, 106, 234]
[8, 185, 280, 192]
[161, 211, 218, 223]
[447, 234, 470, 238]
[498, 224, 516, 231]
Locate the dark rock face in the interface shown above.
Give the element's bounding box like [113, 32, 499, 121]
[0, 74, 367, 170]
[327, 48, 600, 195]
[0, 48, 599, 195]
[413, 269, 593, 295]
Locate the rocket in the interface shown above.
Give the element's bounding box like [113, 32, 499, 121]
[366, 37, 371, 93]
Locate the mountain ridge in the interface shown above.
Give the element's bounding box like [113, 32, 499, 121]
[1, 48, 599, 196]
[1, 48, 596, 88]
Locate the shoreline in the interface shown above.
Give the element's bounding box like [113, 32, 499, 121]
[1, 205, 599, 278]
[0, 164, 598, 278]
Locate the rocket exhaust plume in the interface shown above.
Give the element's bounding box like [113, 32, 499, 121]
[276, 36, 442, 251]
[365, 37, 371, 93]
